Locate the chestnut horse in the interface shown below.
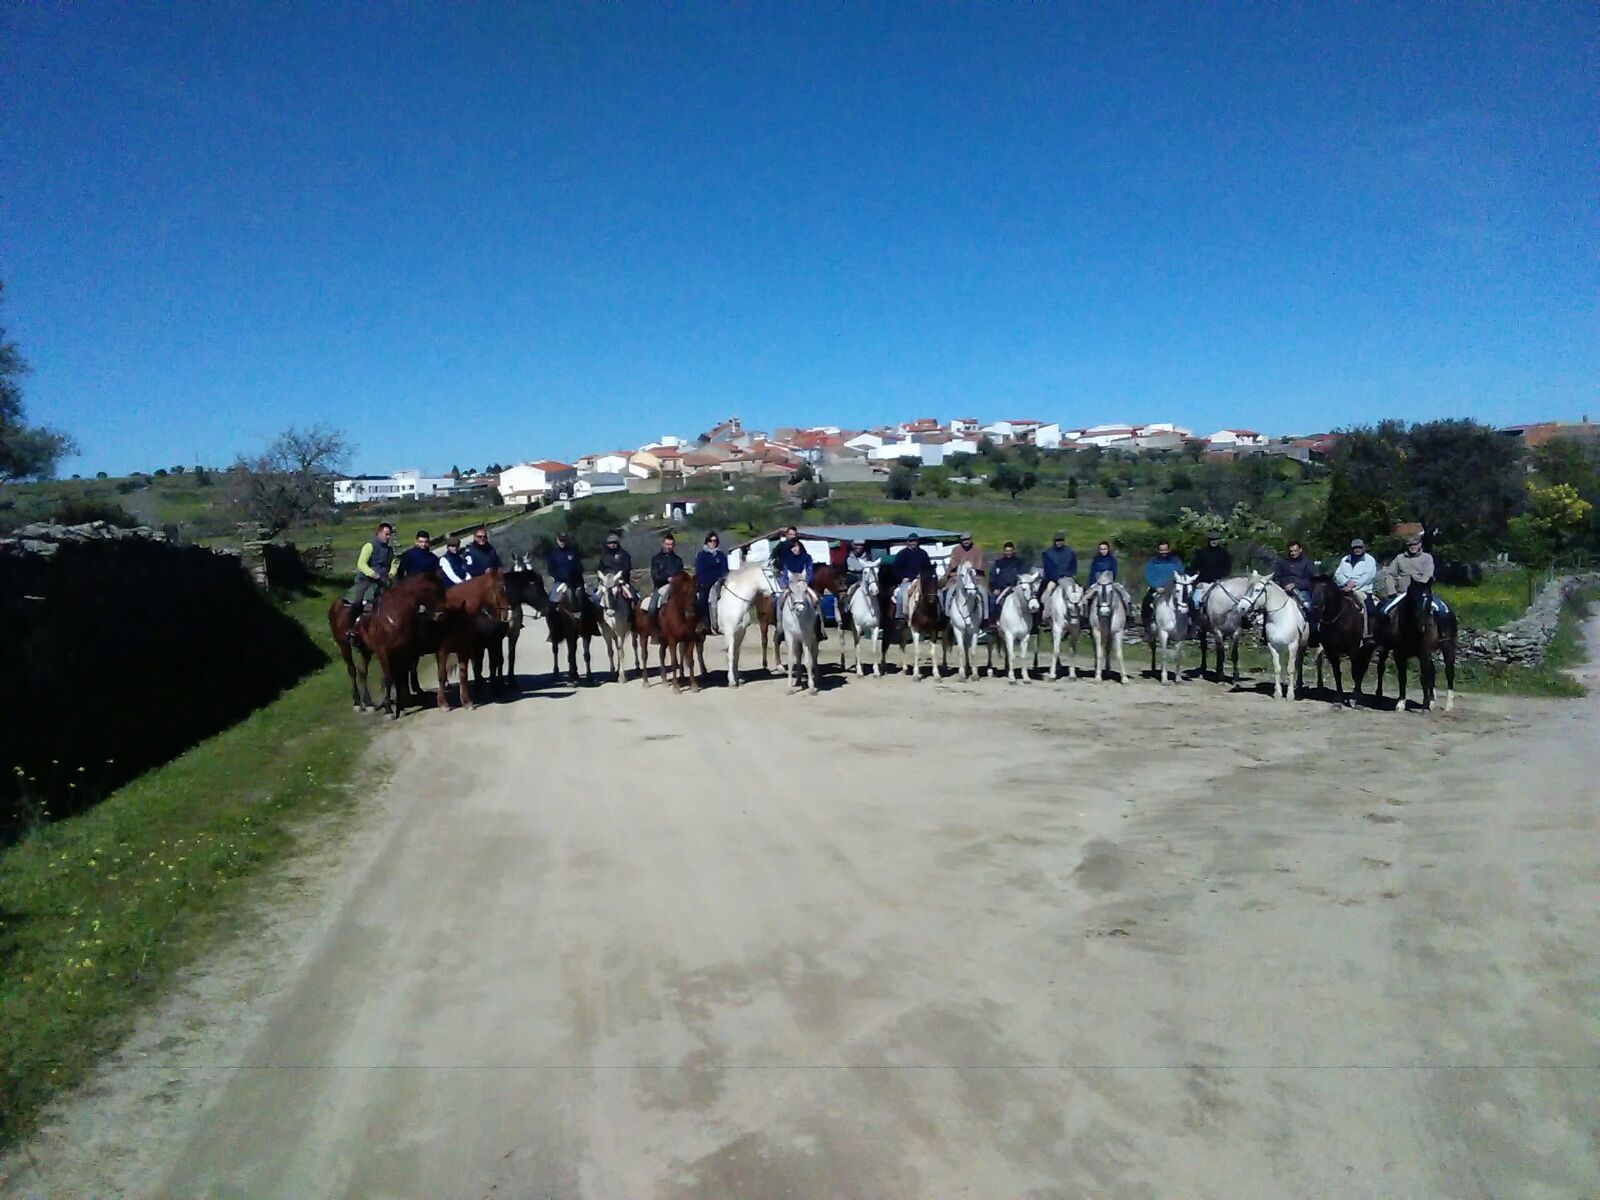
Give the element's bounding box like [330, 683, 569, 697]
[893, 568, 945, 680]
[327, 573, 444, 716]
[656, 570, 707, 692]
[431, 569, 512, 711]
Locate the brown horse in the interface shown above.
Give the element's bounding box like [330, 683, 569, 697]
[1373, 578, 1458, 713]
[892, 568, 945, 679]
[431, 569, 511, 711]
[546, 583, 602, 684]
[629, 590, 662, 685]
[656, 570, 707, 692]
[1311, 578, 1376, 707]
[327, 573, 445, 716]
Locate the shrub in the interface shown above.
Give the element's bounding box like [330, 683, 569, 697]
[51, 500, 139, 527]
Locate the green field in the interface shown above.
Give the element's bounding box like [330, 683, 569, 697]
[0, 583, 378, 1147]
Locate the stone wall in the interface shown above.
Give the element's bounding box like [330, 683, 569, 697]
[1459, 571, 1600, 666]
[0, 519, 168, 557]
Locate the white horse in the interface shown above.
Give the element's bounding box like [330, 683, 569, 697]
[1084, 570, 1130, 683]
[718, 562, 779, 688]
[844, 565, 886, 676]
[1036, 577, 1085, 680]
[1194, 576, 1253, 685]
[1146, 572, 1198, 685]
[1238, 571, 1310, 701]
[993, 571, 1041, 683]
[778, 575, 820, 694]
[943, 561, 984, 681]
[594, 570, 631, 681]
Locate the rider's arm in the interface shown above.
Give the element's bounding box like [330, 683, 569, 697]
[441, 556, 465, 585]
[357, 542, 377, 579]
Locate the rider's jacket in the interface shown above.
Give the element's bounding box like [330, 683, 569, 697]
[1383, 549, 1435, 593]
[650, 550, 684, 588]
[1040, 545, 1077, 582]
[891, 545, 932, 582]
[990, 554, 1026, 591]
[440, 550, 469, 586]
[396, 546, 438, 578]
[1143, 553, 1184, 589]
[1088, 552, 1118, 582]
[945, 542, 984, 578]
[1333, 553, 1377, 591]
[598, 546, 632, 577]
[694, 549, 728, 592]
[546, 545, 584, 586]
[1272, 554, 1314, 595]
[773, 541, 812, 579]
[356, 538, 397, 581]
[463, 541, 502, 577]
[1192, 544, 1232, 583]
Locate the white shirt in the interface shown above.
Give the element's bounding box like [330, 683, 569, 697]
[1333, 552, 1377, 591]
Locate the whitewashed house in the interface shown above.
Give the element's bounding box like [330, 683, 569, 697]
[332, 470, 455, 505]
[497, 460, 578, 505]
[573, 472, 630, 498]
[1205, 429, 1268, 449]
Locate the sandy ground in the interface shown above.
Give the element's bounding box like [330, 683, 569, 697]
[4, 625, 1598, 1200]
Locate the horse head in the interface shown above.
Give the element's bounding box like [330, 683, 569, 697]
[1238, 570, 1271, 615]
[956, 560, 981, 592]
[1402, 578, 1437, 635]
[1016, 572, 1042, 613]
[1172, 572, 1197, 608]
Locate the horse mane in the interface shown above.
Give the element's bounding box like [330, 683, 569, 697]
[441, 568, 503, 616]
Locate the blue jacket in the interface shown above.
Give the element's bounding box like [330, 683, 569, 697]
[892, 545, 933, 582]
[1040, 545, 1077, 582]
[773, 541, 813, 580]
[396, 546, 438, 578]
[990, 554, 1027, 591]
[695, 549, 728, 591]
[441, 549, 469, 586]
[1144, 553, 1184, 589]
[545, 545, 584, 586]
[462, 541, 502, 577]
[1088, 552, 1118, 582]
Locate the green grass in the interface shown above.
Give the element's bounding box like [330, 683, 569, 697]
[1452, 585, 1595, 698]
[1437, 567, 1540, 631]
[822, 486, 1152, 552]
[0, 583, 377, 1147]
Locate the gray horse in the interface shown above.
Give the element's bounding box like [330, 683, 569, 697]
[1194, 576, 1253, 685]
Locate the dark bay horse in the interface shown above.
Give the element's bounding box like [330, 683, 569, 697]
[1373, 578, 1458, 713]
[431, 569, 512, 711]
[657, 570, 707, 692]
[499, 566, 549, 688]
[546, 581, 602, 684]
[1311, 578, 1376, 707]
[327, 573, 444, 716]
[892, 568, 944, 680]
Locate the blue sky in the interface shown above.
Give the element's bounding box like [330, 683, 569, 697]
[3, 4, 1595, 476]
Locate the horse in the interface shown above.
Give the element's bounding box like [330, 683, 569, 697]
[1373, 578, 1457, 713]
[428, 570, 512, 711]
[1310, 578, 1375, 707]
[499, 564, 549, 689]
[594, 570, 633, 682]
[943, 561, 984, 681]
[1238, 571, 1310, 702]
[894, 568, 944, 681]
[992, 571, 1041, 683]
[1145, 572, 1197, 685]
[629, 585, 664, 686]
[1035, 577, 1085, 680]
[717, 562, 780, 687]
[1083, 571, 1131, 683]
[760, 561, 848, 669]
[1193, 576, 1254, 685]
[327, 573, 443, 716]
[843, 562, 888, 676]
[777, 574, 821, 694]
[545, 576, 601, 685]
[655, 570, 706, 692]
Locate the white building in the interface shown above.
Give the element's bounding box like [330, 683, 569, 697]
[332, 470, 455, 505]
[869, 436, 980, 466]
[949, 417, 980, 435]
[576, 451, 633, 475]
[1076, 425, 1139, 448]
[497, 460, 578, 505]
[844, 432, 885, 453]
[1205, 429, 1268, 448]
[1033, 422, 1064, 450]
[573, 472, 630, 498]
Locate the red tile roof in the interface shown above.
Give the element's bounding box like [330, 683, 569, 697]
[530, 460, 574, 472]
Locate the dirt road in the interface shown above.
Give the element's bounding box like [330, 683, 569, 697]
[6, 630, 1598, 1199]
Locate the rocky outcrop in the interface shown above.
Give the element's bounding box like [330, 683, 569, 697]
[1459, 572, 1600, 666]
[0, 520, 168, 557]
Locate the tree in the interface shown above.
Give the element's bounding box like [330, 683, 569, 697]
[195, 466, 212, 487]
[885, 463, 915, 501]
[946, 452, 976, 475]
[0, 281, 78, 481]
[791, 462, 816, 484]
[1404, 419, 1524, 552]
[1105, 478, 1122, 499]
[1015, 444, 1041, 468]
[1506, 483, 1593, 567]
[153, 468, 168, 477]
[977, 435, 998, 458]
[797, 479, 826, 509]
[1531, 438, 1599, 492]
[95, 470, 108, 480]
[1067, 475, 1079, 501]
[988, 462, 1037, 500]
[230, 425, 353, 533]
[170, 464, 186, 474]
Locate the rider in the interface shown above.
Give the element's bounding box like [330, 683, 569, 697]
[694, 530, 729, 631]
[1088, 540, 1118, 585]
[545, 530, 585, 612]
[462, 525, 502, 577]
[890, 532, 933, 620]
[344, 522, 398, 640]
[597, 530, 634, 601]
[773, 525, 814, 586]
[987, 541, 1026, 626]
[1332, 536, 1379, 640]
[439, 534, 469, 587]
[1140, 539, 1184, 631]
[647, 532, 684, 614]
[942, 532, 987, 617]
[1039, 531, 1077, 606]
[1191, 531, 1232, 614]
[396, 529, 438, 579]
[1380, 533, 1451, 618]
[844, 539, 879, 584]
[1272, 539, 1316, 642]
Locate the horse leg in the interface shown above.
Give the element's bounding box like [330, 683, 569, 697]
[729, 625, 744, 687]
[1443, 643, 1456, 712]
[434, 649, 451, 710]
[458, 651, 473, 710]
[1393, 654, 1408, 714]
[1113, 628, 1126, 684]
[339, 643, 364, 710]
[582, 635, 593, 683]
[1173, 637, 1185, 684]
[1420, 652, 1435, 711]
[806, 638, 819, 694]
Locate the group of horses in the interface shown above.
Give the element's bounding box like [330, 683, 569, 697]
[328, 555, 1458, 716]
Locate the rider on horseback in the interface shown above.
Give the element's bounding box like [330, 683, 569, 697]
[1191, 532, 1232, 614]
[942, 532, 988, 619]
[647, 533, 683, 613]
[987, 541, 1026, 628]
[1271, 540, 1317, 642]
[343, 522, 398, 641]
[773, 525, 813, 586]
[1332, 537, 1379, 640]
[439, 535, 468, 587]
[598, 530, 633, 601]
[396, 530, 439, 579]
[1039, 531, 1077, 606]
[1140, 540, 1185, 632]
[890, 533, 933, 619]
[546, 530, 586, 615]
[694, 531, 729, 633]
[462, 526, 502, 577]
[1379, 534, 1452, 618]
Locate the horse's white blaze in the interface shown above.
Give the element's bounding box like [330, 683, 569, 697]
[594, 571, 630, 680]
[1086, 570, 1128, 684]
[995, 572, 1040, 683]
[945, 561, 983, 681]
[719, 563, 777, 688]
[778, 577, 820, 694]
[1148, 573, 1197, 686]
